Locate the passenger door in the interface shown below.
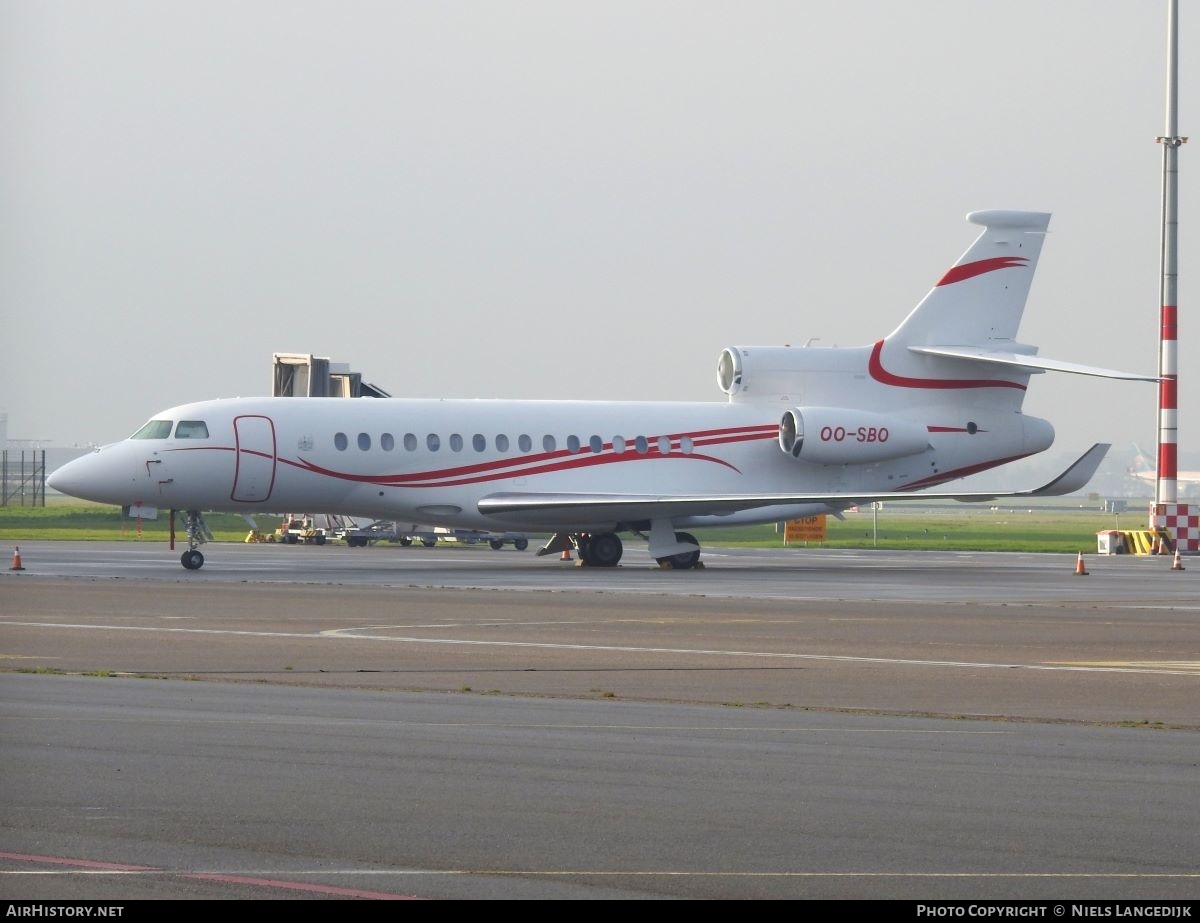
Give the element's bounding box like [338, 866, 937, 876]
[231, 415, 277, 503]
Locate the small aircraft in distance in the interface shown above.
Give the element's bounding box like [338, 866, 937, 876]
[1127, 444, 1200, 494]
[50, 210, 1156, 571]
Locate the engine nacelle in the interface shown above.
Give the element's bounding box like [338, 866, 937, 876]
[718, 345, 838, 399]
[778, 407, 929, 464]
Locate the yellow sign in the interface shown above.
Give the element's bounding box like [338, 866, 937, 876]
[784, 515, 827, 543]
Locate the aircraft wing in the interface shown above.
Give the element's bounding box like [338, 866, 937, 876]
[908, 346, 1158, 382]
[477, 443, 1111, 525]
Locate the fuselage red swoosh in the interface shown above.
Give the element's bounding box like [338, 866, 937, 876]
[166, 424, 780, 489]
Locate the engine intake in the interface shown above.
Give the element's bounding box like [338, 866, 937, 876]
[778, 407, 929, 464]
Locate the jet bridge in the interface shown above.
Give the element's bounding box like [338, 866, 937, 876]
[271, 353, 391, 398]
[268, 353, 389, 546]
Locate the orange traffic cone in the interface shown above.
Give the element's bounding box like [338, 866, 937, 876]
[1073, 551, 1088, 576]
[1172, 550, 1185, 571]
[10, 546, 25, 571]
[560, 546, 573, 561]
[1159, 536, 1172, 555]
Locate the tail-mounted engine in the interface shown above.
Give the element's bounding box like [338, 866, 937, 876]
[718, 346, 818, 398]
[778, 407, 929, 465]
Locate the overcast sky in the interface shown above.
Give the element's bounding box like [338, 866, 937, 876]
[1, 1, 1196, 489]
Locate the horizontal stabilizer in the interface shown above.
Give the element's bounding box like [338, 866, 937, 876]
[908, 345, 1158, 382]
[477, 444, 1112, 524]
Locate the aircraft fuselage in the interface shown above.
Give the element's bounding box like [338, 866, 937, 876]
[51, 395, 1053, 532]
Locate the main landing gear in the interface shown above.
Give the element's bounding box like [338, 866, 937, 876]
[176, 509, 212, 570]
[541, 529, 704, 569]
[655, 531, 701, 570]
[577, 531, 624, 568]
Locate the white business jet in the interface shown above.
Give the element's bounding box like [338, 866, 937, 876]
[49, 211, 1154, 571]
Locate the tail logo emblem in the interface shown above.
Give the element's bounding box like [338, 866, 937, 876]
[937, 256, 1029, 287]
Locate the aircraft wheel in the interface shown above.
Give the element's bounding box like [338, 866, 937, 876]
[181, 550, 205, 570]
[587, 532, 623, 567]
[398, 537, 412, 547]
[421, 537, 436, 548]
[489, 539, 504, 550]
[666, 531, 701, 570]
[514, 538, 528, 551]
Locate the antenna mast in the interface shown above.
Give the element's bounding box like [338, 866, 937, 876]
[1152, 0, 1194, 552]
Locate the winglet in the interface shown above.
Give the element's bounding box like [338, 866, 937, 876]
[1021, 443, 1110, 497]
[952, 443, 1110, 501]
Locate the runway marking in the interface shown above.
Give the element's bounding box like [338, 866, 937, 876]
[0, 654, 57, 660]
[10, 571, 1200, 609]
[0, 852, 149, 872]
[5, 867, 1199, 880]
[4, 620, 1200, 677]
[0, 714, 1010, 734]
[314, 870, 1199, 879]
[173, 871, 422, 899]
[0, 851, 422, 899]
[1051, 661, 1200, 673]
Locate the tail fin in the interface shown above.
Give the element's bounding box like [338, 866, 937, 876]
[886, 210, 1051, 349]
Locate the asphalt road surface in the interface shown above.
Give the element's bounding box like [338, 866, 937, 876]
[2, 541, 1197, 900]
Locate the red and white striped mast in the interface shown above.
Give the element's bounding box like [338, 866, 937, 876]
[1152, 0, 1194, 550]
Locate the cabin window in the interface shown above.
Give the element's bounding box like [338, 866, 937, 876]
[657, 436, 671, 454]
[174, 420, 209, 439]
[495, 434, 510, 453]
[543, 435, 557, 452]
[131, 420, 173, 440]
[334, 432, 349, 451]
[427, 434, 440, 452]
[612, 436, 626, 453]
[449, 433, 464, 452]
[635, 435, 648, 454]
[473, 434, 486, 452]
[680, 436, 694, 454]
[567, 435, 581, 454]
[588, 435, 603, 454]
[358, 433, 371, 451]
[381, 433, 395, 451]
[403, 433, 417, 451]
[518, 434, 532, 453]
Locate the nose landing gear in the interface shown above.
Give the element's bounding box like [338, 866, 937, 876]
[176, 509, 212, 570]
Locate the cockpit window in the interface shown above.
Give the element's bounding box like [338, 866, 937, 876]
[131, 420, 174, 439]
[175, 421, 209, 439]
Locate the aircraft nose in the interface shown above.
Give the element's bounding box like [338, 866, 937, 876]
[47, 456, 85, 497]
[47, 452, 107, 502]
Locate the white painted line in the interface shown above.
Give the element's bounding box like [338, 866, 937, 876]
[3, 620, 1199, 676]
[2, 869, 1198, 879]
